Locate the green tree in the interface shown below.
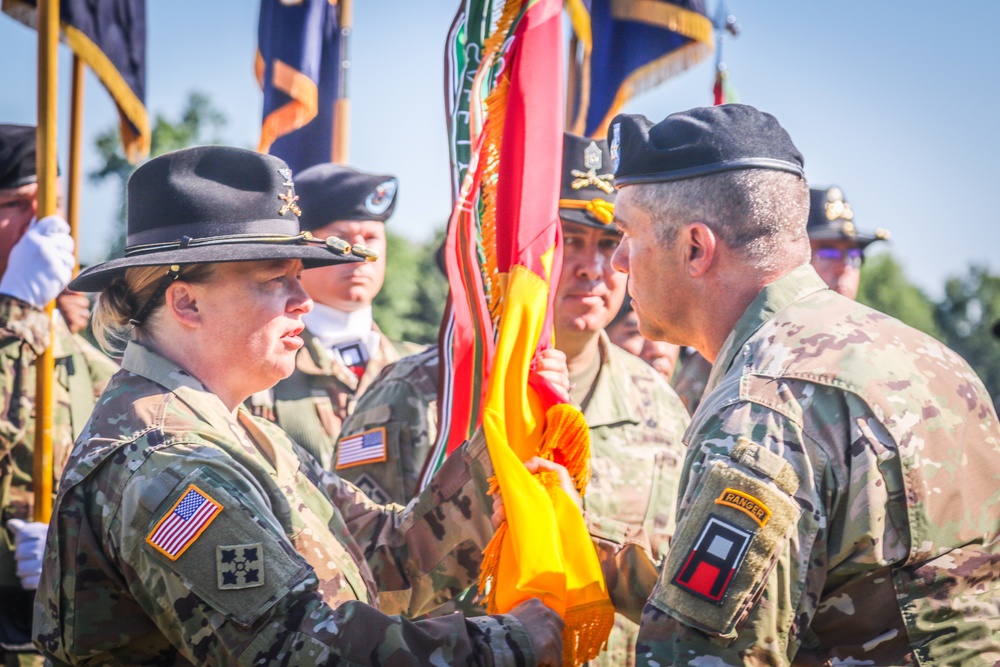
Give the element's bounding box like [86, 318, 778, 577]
[373, 228, 448, 345]
[933, 265, 1000, 400]
[857, 253, 941, 339]
[91, 91, 227, 257]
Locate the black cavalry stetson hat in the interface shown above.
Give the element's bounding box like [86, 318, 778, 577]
[807, 186, 889, 248]
[559, 133, 617, 230]
[69, 146, 364, 292]
[294, 163, 397, 232]
[608, 104, 805, 186]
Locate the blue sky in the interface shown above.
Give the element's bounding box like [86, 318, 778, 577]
[1, 1, 997, 299]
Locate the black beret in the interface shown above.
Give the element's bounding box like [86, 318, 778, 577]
[808, 186, 889, 248]
[69, 145, 360, 292]
[608, 104, 805, 186]
[559, 133, 617, 229]
[0, 124, 39, 190]
[295, 163, 397, 232]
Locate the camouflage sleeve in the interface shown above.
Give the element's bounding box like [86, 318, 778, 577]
[321, 430, 495, 618]
[74, 333, 119, 396]
[0, 296, 48, 459]
[636, 397, 848, 665]
[586, 510, 660, 625]
[334, 353, 437, 505]
[103, 446, 531, 667]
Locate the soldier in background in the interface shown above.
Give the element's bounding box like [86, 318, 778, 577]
[249, 165, 423, 469]
[605, 103, 1000, 665]
[671, 184, 890, 415]
[339, 134, 691, 666]
[606, 298, 681, 381]
[807, 184, 889, 299]
[0, 125, 116, 667]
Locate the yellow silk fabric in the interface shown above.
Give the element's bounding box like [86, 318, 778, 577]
[481, 264, 612, 661]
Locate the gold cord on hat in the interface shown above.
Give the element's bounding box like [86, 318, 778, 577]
[559, 198, 615, 225]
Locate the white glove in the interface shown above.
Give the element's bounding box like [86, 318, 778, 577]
[0, 215, 75, 309]
[7, 518, 48, 590]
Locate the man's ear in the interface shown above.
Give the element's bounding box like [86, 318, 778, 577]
[165, 281, 201, 328]
[683, 222, 718, 278]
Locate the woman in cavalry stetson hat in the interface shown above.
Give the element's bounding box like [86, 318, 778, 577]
[32, 146, 563, 666]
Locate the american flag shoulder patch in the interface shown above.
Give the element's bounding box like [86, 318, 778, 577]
[146, 484, 223, 561]
[336, 427, 387, 470]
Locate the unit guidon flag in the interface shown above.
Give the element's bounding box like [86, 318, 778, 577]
[146, 484, 223, 561]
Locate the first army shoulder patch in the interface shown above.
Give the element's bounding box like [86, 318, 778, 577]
[672, 513, 753, 604]
[146, 484, 223, 560]
[650, 449, 803, 638]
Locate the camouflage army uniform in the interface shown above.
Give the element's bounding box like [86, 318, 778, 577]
[620, 264, 1000, 666]
[0, 296, 116, 663]
[334, 348, 440, 504]
[671, 348, 712, 415]
[33, 341, 538, 666]
[251, 324, 423, 470]
[341, 334, 692, 665]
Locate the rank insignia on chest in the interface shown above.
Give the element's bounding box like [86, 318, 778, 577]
[146, 484, 223, 560]
[336, 426, 387, 469]
[671, 514, 752, 604]
[217, 543, 265, 589]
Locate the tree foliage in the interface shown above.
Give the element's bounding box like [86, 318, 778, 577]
[859, 254, 1000, 402]
[933, 265, 1000, 400]
[857, 254, 941, 339]
[373, 229, 448, 345]
[91, 92, 227, 257]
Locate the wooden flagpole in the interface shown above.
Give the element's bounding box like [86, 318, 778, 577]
[332, 0, 352, 163]
[33, 0, 60, 524]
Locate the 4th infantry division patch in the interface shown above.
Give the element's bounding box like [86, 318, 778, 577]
[217, 543, 265, 590]
[146, 484, 223, 560]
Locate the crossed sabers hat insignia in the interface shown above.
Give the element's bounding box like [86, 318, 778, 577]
[571, 141, 614, 194]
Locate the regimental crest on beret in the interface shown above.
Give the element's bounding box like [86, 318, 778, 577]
[571, 141, 614, 194]
[365, 179, 397, 216]
[278, 168, 294, 187]
[610, 123, 621, 174]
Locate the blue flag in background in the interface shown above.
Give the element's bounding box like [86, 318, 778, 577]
[3, 0, 149, 161]
[257, 0, 341, 174]
[566, 0, 713, 138]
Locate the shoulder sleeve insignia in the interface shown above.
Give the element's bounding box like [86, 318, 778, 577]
[715, 488, 771, 527]
[649, 455, 803, 637]
[671, 514, 752, 604]
[217, 543, 264, 590]
[146, 484, 223, 560]
[336, 426, 387, 469]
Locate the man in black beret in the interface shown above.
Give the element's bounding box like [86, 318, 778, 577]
[249, 164, 423, 471]
[0, 124, 116, 666]
[807, 185, 889, 299]
[601, 104, 1000, 665]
